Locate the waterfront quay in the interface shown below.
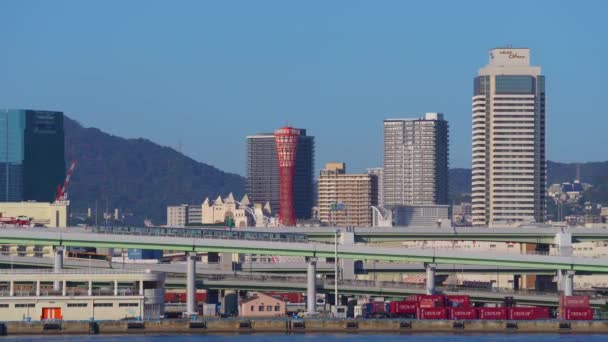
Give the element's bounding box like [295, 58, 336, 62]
[1, 318, 608, 336]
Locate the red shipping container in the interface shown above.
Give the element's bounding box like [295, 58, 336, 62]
[562, 308, 593, 320]
[509, 307, 549, 320]
[449, 307, 478, 320]
[195, 292, 207, 302]
[535, 307, 550, 319]
[418, 295, 446, 303]
[419, 295, 445, 308]
[417, 307, 448, 320]
[370, 301, 388, 314]
[446, 295, 471, 308]
[390, 301, 418, 315]
[478, 307, 508, 320]
[559, 296, 589, 308]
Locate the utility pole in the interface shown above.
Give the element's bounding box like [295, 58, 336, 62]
[4, 110, 9, 201]
[334, 229, 339, 307]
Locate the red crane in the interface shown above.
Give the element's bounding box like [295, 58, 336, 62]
[56, 160, 77, 202]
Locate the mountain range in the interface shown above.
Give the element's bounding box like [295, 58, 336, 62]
[64, 117, 245, 224]
[64, 117, 608, 224]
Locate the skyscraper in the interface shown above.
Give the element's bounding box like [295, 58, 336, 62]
[246, 129, 314, 221]
[0, 110, 65, 202]
[472, 48, 546, 227]
[383, 113, 449, 206]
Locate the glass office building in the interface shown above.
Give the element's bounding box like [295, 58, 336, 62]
[0, 110, 65, 202]
[246, 130, 314, 220]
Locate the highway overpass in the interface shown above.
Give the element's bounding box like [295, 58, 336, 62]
[0, 254, 557, 275]
[235, 226, 608, 244]
[1, 228, 608, 273]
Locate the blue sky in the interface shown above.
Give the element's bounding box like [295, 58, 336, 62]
[1, 0, 606, 175]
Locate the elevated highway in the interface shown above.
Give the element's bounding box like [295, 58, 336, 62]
[238, 226, 608, 244]
[0, 254, 557, 275]
[1, 228, 608, 272]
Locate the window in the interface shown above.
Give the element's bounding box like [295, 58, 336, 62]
[274, 305, 280, 312]
[119, 303, 138, 307]
[266, 306, 272, 312]
[0, 304, 8, 308]
[94, 303, 113, 307]
[250, 305, 254, 311]
[67, 303, 87, 308]
[15, 304, 35, 308]
[258, 305, 264, 311]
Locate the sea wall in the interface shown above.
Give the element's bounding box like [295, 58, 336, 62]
[1, 319, 608, 335]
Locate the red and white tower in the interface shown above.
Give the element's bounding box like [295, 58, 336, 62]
[274, 126, 300, 226]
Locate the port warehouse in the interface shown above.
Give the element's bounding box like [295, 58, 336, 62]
[0, 270, 165, 321]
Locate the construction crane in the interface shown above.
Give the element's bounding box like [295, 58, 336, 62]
[56, 160, 77, 202]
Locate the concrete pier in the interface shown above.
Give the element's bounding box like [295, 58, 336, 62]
[425, 263, 436, 295]
[3, 319, 608, 335]
[186, 252, 197, 315]
[53, 246, 64, 291]
[307, 257, 318, 314]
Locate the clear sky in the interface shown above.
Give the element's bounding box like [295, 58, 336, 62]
[1, 0, 606, 175]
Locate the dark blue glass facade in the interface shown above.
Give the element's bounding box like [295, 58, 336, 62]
[495, 75, 535, 94]
[0, 110, 65, 202]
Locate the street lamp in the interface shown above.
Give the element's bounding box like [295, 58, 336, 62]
[334, 229, 339, 307]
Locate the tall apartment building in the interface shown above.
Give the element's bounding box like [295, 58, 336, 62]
[0, 110, 65, 202]
[472, 48, 546, 226]
[366, 167, 384, 207]
[383, 113, 449, 206]
[318, 163, 375, 227]
[246, 130, 314, 220]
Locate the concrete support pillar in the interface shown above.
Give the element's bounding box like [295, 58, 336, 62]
[307, 257, 318, 314]
[53, 246, 64, 291]
[186, 251, 197, 315]
[339, 231, 356, 280]
[564, 270, 575, 296]
[36, 281, 41, 297]
[9, 281, 14, 296]
[88, 280, 93, 296]
[426, 264, 437, 295]
[220, 253, 234, 272]
[556, 270, 563, 291]
[114, 280, 119, 296]
[555, 232, 573, 257]
[139, 280, 144, 296]
[62, 280, 67, 296]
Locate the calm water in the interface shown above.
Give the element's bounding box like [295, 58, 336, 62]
[0, 335, 606, 342]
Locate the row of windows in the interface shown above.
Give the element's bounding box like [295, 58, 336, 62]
[251, 305, 281, 312]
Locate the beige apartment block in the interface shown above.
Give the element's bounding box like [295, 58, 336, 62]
[318, 163, 375, 227]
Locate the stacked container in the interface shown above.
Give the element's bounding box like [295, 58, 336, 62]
[559, 295, 593, 320]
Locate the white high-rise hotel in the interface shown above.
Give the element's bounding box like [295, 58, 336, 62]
[472, 48, 546, 227]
